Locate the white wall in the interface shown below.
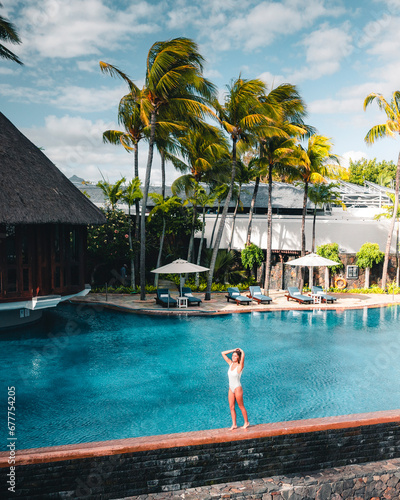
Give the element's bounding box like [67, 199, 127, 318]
[200, 212, 393, 253]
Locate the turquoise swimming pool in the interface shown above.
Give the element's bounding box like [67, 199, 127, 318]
[1, 304, 400, 450]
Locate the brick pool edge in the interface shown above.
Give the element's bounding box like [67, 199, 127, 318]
[1, 409, 400, 498]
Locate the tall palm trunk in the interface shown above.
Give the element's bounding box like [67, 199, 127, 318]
[396, 219, 399, 287]
[140, 111, 156, 300]
[206, 138, 237, 300]
[228, 184, 241, 251]
[209, 201, 220, 248]
[128, 205, 135, 289]
[154, 218, 166, 288]
[134, 143, 140, 285]
[161, 150, 166, 199]
[264, 162, 273, 294]
[382, 152, 400, 289]
[187, 205, 198, 262]
[195, 206, 207, 289]
[246, 176, 259, 246]
[299, 179, 309, 291]
[154, 150, 167, 288]
[311, 205, 317, 253]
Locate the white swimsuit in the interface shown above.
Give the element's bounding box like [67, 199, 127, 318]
[228, 363, 242, 393]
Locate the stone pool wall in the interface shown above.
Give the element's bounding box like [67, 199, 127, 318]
[1, 410, 400, 499]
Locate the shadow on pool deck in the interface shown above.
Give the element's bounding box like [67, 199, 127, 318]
[70, 289, 400, 315]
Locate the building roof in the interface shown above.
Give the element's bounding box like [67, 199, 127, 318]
[0, 113, 105, 225]
[72, 180, 312, 211]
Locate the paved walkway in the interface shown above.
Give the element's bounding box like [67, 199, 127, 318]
[122, 458, 400, 499]
[71, 289, 400, 315]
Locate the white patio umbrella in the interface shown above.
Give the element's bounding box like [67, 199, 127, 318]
[151, 259, 209, 296]
[285, 252, 339, 289]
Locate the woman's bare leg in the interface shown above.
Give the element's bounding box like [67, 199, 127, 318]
[228, 389, 237, 430]
[234, 387, 249, 428]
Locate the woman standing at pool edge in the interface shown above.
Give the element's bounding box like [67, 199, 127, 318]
[221, 347, 250, 430]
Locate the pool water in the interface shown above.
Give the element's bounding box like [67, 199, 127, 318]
[1, 304, 400, 450]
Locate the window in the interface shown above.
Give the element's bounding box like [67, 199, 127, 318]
[346, 265, 359, 279]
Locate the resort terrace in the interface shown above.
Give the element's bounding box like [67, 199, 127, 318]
[70, 289, 400, 315]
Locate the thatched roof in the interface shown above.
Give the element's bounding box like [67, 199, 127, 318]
[0, 113, 105, 225]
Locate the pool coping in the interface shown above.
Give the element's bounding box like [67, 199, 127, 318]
[69, 291, 400, 317]
[2, 408, 400, 467]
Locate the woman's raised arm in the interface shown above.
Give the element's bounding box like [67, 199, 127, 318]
[221, 349, 235, 365]
[237, 348, 245, 372]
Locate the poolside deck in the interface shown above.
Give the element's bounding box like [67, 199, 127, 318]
[71, 289, 400, 315]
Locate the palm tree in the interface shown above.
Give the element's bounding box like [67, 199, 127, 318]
[295, 135, 340, 289]
[103, 92, 146, 241]
[170, 127, 229, 261]
[227, 159, 251, 251]
[205, 76, 275, 300]
[364, 91, 400, 289]
[121, 178, 142, 289]
[101, 37, 216, 299]
[194, 189, 218, 288]
[148, 194, 182, 287]
[259, 134, 301, 292]
[0, 3, 23, 65]
[245, 156, 263, 246]
[374, 192, 400, 286]
[97, 177, 126, 210]
[308, 182, 344, 253]
[257, 83, 309, 293]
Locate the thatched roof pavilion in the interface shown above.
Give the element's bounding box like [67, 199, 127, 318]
[0, 113, 105, 328]
[0, 112, 104, 225]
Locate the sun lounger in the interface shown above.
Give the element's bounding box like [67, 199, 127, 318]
[285, 287, 313, 304]
[155, 289, 177, 307]
[311, 286, 337, 304]
[226, 287, 252, 305]
[181, 287, 202, 306]
[247, 286, 272, 304]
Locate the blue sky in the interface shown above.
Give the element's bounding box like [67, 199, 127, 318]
[1, 0, 400, 184]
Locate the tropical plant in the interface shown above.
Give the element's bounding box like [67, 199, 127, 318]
[203, 249, 244, 284]
[307, 182, 345, 253]
[316, 243, 343, 275]
[100, 37, 216, 300]
[356, 243, 384, 288]
[97, 177, 126, 210]
[0, 3, 23, 65]
[348, 158, 396, 186]
[121, 178, 142, 289]
[87, 208, 133, 284]
[205, 76, 275, 300]
[364, 90, 400, 289]
[241, 243, 264, 279]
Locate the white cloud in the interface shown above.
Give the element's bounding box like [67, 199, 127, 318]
[258, 71, 287, 88]
[341, 150, 369, 168]
[76, 60, 101, 73]
[20, 115, 172, 184]
[289, 23, 353, 82]
[207, 0, 345, 52]
[0, 82, 127, 112]
[16, 0, 159, 59]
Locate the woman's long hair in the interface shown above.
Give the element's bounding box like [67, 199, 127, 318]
[234, 349, 241, 362]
